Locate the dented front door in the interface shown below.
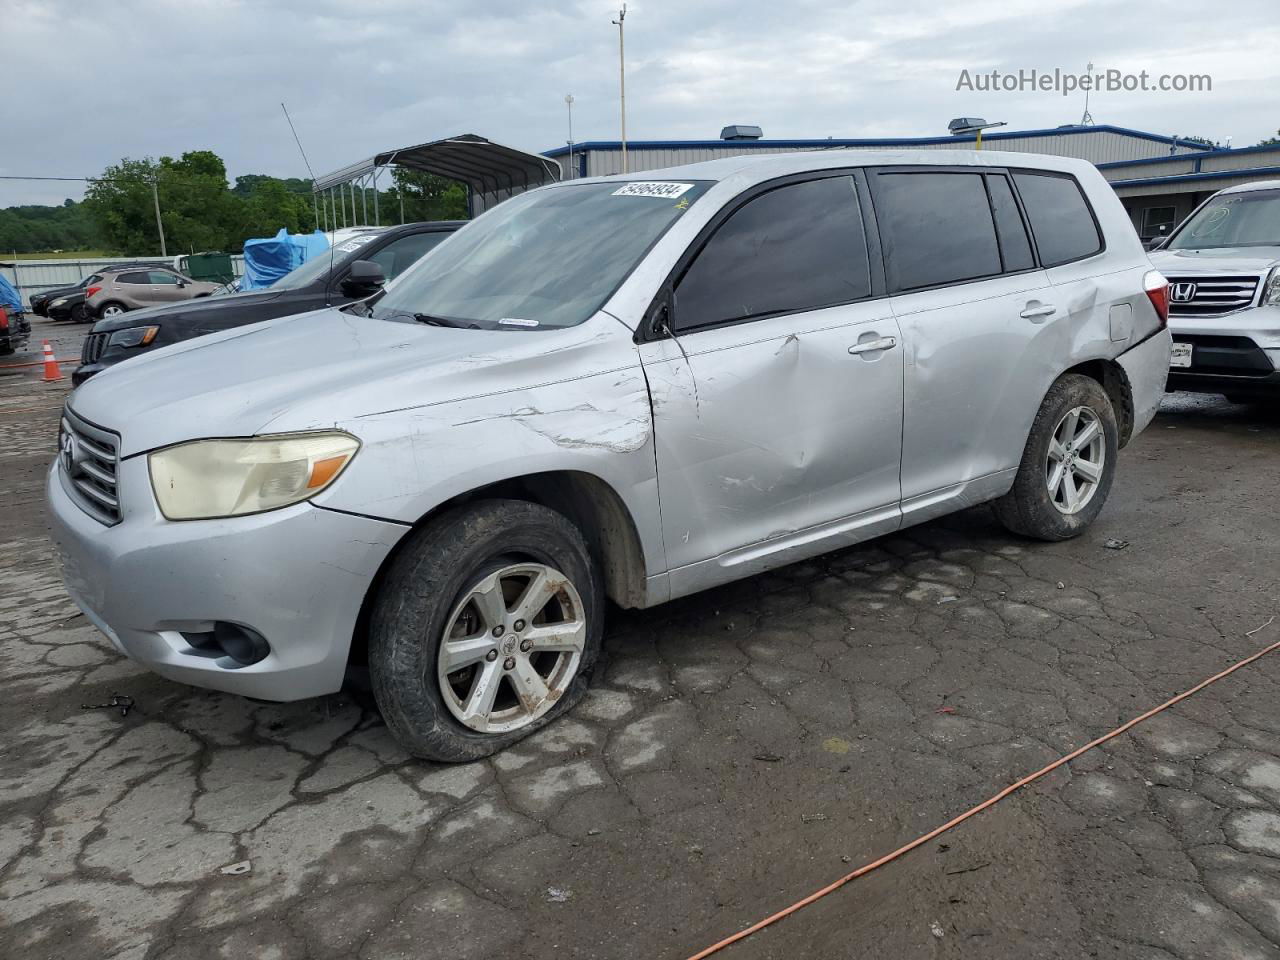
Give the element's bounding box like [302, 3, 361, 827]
[639, 304, 904, 596]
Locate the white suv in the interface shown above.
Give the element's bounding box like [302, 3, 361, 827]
[1150, 180, 1280, 401]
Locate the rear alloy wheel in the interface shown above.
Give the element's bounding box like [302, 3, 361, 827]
[994, 374, 1119, 541]
[98, 302, 126, 319]
[1045, 406, 1106, 515]
[369, 499, 603, 761]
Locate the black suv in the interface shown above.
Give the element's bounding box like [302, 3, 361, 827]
[75, 221, 462, 384]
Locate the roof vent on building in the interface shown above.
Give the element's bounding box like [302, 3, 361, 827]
[720, 125, 763, 141]
[947, 117, 988, 135]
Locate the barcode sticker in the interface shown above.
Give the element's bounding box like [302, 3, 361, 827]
[612, 182, 694, 199]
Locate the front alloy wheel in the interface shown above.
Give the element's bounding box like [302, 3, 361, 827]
[369, 499, 603, 762]
[438, 563, 587, 733]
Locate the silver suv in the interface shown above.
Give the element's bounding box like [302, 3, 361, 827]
[86, 266, 220, 319]
[1149, 181, 1280, 401]
[49, 151, 1171, 761]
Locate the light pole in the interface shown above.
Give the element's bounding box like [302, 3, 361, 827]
[151, 176, 167, 257]
[612, 4, 627, 173]
[565, 94, 575, 179]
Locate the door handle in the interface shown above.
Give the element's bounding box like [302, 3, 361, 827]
[848, 335, 897, 355]
[1019, 303, 1057, 321]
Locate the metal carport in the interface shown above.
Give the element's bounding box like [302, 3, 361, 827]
[311, 134, 561, 229]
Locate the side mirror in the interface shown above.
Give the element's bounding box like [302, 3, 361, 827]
[1147, 237, 1169, 252]
[340, 259, 386, 297]
[176, 278, 187, 287]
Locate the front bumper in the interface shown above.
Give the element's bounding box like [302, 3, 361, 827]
[1167, 306, 1280, 396]
[47, 454, 408, 700]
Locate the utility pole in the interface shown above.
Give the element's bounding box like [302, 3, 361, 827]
[612, 5, 628, 173]
[151, 177, 167, 257]
[565, 94, 575, 178]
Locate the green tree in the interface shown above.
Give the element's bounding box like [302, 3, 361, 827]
[389, 169, 469, 222]
[82, 157, 164, 254]
[1257, 129, 1280, 147]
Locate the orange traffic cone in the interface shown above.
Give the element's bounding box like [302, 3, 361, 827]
[41, 341, 64, 382]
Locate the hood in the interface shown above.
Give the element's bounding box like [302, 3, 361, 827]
[90, 289, 284, 334]
[36, 284, 84, 303]
[1150, 246, 1280, 275]
[69, 307, 632, 457]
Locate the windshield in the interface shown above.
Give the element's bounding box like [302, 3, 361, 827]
[375, 180, 711, 329]
[1169, 189, 1280, 250]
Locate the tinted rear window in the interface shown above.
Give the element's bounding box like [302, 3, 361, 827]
[674, 176, 871, 330]
[1012, 171, 1102, 266]
[873, 172, 1001, 291]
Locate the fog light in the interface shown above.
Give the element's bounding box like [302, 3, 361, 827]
[182, 622, 270, 666]
[214, 622, 270, 665]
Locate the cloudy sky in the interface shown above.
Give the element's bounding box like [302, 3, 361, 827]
[5, 0, 1279, 207]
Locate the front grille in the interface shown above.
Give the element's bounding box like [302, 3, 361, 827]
[1166, 275, 1260, 317]
[59, 408, 121, 525]
[82, 332, 109, 364]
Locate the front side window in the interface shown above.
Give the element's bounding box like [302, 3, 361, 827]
[149, 271, 180, 285]
[376, 180, 711, 329]
[674, 176, 871, 331]
[873, 172, 1002, 290]
[1012, 171, 1102, 266]
[1168, 189, 1280, 250]
[368, 231, 449, 281]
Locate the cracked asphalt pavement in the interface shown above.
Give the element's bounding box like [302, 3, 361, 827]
[2, 319, 1279, 960]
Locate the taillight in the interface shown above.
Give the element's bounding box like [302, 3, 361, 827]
[0, 307, 8, 331]
[86, 286, 102, 298]
[1143, 270, 1169, 328]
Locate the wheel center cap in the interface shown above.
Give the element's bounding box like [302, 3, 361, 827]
[502, 635, 518, 655]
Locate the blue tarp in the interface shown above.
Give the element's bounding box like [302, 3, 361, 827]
[240, 228, 329, 291]
[0, 273, 23, 313]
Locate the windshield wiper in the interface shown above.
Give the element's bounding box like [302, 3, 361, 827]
[411, 312, 470, 328]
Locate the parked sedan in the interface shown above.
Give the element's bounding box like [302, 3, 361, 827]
[75, 221, 462, 384]
[47, 290, 92, 324]
[86, 266, 220, 320]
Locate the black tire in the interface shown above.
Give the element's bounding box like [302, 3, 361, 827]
[70, 303, 91, 324]
[97, 301, 127, 320]
[369, 499, 603, 762]
[994, 374, 1119, 541]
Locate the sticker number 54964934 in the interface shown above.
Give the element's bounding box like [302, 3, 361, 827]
[612, 182, 694, 199]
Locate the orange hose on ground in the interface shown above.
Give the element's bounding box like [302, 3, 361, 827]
[686, 632, 1280, 960]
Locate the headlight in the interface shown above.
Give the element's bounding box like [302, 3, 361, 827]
[51, 298, 67, 308]
[108, 325, 159, 348]
[1263, 266, 1280, 307]
[148, 432, 360, 520]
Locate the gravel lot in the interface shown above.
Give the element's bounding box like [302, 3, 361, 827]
[2, 318, 1279, 960]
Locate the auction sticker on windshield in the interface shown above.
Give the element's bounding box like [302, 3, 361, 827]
[612, 182, 695, 199]
[337, 236, 378, 253]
